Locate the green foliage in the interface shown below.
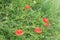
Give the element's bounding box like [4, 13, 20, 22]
[0, 0, 60, 40]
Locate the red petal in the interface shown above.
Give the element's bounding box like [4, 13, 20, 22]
[45, 23, 49, 28]
[42, 18, 48, 23]
[25, 5, 30, 9]
[15, 29, 23, 36]
[34, 27, 42, 34]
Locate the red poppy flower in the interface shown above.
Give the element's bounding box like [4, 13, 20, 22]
[45, 23, 49, 28]
[42, 18, 49, 23]
[25, 5, 30, 10]
[15, 29, 23, 36]
[34, 27, 42, 34]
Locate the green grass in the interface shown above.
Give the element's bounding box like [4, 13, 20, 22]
[0, 0, 60, 40]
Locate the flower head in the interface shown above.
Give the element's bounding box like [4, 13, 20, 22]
[34, 27, 42, 34]
[15, 29, 23, 36]
[25, 5, 30, 10]
[42, 18, 49, 23]
[45, 23, 49, 28]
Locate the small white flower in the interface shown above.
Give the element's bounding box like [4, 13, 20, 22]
[33, 1, 36, 4]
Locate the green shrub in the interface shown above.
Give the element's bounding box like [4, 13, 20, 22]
[0, 0, 60, 40]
